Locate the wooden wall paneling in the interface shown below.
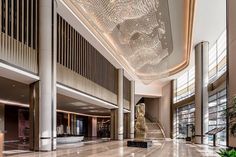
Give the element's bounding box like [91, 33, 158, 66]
[0, 0, 2, 34]
[26, 0, 29, 69]
[57, 15, 59, 63]
[86, 36, 88, 78]
[63, 20, 65, 66]
[0, 0, 2, 55]
[34, 0, 37, 50]
[68, 23, 70, 69]
[21, 0, 24, 65]
[71, 26, 73, 70]
[78, 33, 81, 75]
[66, 22, 69, 68]
[62, 17, 65, 65]
[77, 33, 79, 73]
[6, 0, 8, 59]
[30, 0, 33, 69]
[78, 33, 81, 74]
[75, 29, 77, 73]
[69, 25, 72, 70]
[56, 16, 119, 94]
[75, 32, 78, 73]
[72, 28, 74, 71]
[10, 0, 13, 60]
[85, 38, 88, 78]
[16, 0, 20, 64]
[82, 36, 84, 77]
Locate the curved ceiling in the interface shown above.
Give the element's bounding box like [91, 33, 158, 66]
[63, 0, 195, 84]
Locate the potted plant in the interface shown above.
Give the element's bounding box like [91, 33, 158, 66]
[217, 96, 236, 156]
[217, 149, 236, 157]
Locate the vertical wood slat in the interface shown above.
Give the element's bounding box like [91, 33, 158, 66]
[16, 0, 19, 64]
[10, 0, 13, 60]
[68, 23, 70, 69]
[65, 21, 67, 67]
[5, 0, 8, 59]
[58, 15, 60, 63]
[0, 0, 37, 73]
[21, 0, 24, 66]
[26, 0, 29, 68]
[0, 0, 2, 55]
[67, 22, 69, 68]
[56, 15, 118, 94]
[61, 16, 63, 65]
[0, 0, 2, 33]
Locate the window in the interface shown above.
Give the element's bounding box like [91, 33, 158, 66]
[176, 104, 195, 139]
[173, 67, 195, 103]
[208, 88, 227, 146]
[209, 30, 227, 82]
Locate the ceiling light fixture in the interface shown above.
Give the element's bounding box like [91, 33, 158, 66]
[0, 99, 29, 108]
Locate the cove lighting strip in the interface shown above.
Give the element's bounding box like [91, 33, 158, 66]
[0, 99, 110, 118]
[57, 109, 111, 118]
[0, 62, 39, 80]
[0, 99, 29, 108]
[56, 84, 118, 109]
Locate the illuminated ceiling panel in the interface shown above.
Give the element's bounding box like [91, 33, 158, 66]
[63, 0, 195, 83]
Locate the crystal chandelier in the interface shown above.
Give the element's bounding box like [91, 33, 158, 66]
[71, 0, 173, 82]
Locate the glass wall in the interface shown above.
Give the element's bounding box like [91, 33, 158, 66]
[176, 103, 195, 138]
[209, 30, 227, 82]
[208, 88, 227, 146]
[173, 67, 195, 103]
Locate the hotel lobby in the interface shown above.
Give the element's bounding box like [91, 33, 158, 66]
[0, 0, 236, 156]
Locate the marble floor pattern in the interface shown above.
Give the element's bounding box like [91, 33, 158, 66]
[5, 140, 220, 157]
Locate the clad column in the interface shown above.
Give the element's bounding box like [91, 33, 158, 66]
[30, 0, 56, 151]
[194, 42, 209, 144]
[227, 0, 236, 148]
[118, 69, 124, 140]
[130, 80, 135, 139]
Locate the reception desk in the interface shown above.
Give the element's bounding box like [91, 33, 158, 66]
[57, 136, 84, 144]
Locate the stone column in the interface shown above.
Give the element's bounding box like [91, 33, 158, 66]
[118, 69, 124, 140]
[227, 0, 236, 148]
[124, 113, 130, 139]
[194, 42, 209, 144]
[130, 81, 135, 139]
[110, 109, 118, 139]
[91, 117, 97, 137]
[29, 0, 56, 151]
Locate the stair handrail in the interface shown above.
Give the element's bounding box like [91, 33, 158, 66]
[145, 113, 166, 139]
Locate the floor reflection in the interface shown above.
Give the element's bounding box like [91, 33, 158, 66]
[5, 140, 220, 157]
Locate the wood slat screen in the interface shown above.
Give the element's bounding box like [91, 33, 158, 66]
[57, 15, 118, 94]
[0, 0, 38, 73]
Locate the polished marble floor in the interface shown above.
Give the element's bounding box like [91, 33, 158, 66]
[5, 140, 220, 157]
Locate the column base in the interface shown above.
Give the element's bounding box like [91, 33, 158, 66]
[130, 133, 134, 139]
[118, 134, 123, 140]
[40, 138, 52, 151]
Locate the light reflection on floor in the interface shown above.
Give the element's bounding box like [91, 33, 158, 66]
[4, 140, 220, 157]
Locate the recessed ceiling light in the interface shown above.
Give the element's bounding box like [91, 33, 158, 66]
[81, 106, 95, 110]
[12, 84, 16, 87]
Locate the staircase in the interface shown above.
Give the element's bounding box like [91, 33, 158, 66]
[145, 117, 166, 140]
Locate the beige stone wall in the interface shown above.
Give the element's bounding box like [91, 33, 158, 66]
[227, 0, 236, 147]
[144, 98, 160, 122]
[159, 82, 171, 138]
[57, 64, 118, 105]
[124, 99, 130, 110]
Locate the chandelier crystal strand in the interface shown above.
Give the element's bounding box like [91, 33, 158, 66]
[72, 0, 172, 82]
